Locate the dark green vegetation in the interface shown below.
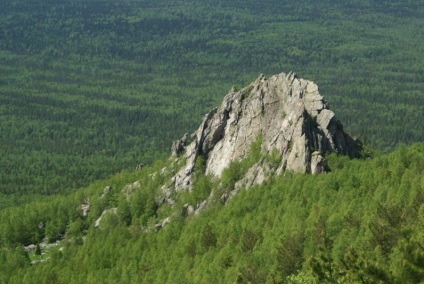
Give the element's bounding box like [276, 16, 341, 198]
[1, 142, 423, 283]
[1, 0, 424, 201]
[1, 0, 424, 282]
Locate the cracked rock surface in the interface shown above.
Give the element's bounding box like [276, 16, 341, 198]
[168, 72, 361, 192]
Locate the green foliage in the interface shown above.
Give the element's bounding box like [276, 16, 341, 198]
[190, 175, 213, 206]
[201, 223, 217, 251]
[240, 229, 261, 252]
[265, 148, 283, 170]
[221, 134, 262, 190]
[0, 0, 424, 282]
[129, 187, 157, 225]
[221, 161, 243, 191]
[0, 248, 29, 282]
[1, 0, 424, 205]
[0, 143, 424, 282]
[117, 199, 131, 227]
[34, 244, 41, 256]
[276, 232, 305, 278]
[181, 156, 214, 205]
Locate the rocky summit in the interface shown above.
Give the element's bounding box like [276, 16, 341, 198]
[169, 72, 362, 193]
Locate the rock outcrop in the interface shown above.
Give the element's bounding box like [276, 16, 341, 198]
[167, 72, 361, 193]
[94, 208, 117, 228]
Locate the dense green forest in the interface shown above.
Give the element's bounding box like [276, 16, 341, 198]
[0, 0, 423, 200]
[0, 1, 423, 282]
[0, 141, 423, 283]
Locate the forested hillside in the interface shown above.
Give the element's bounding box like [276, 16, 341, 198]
[0, 141, 423, 283]
[0, 0, 423, 200]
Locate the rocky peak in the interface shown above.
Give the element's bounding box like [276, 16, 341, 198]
[168, 72, 361, 193]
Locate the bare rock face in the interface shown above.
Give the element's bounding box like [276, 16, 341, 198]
[171, 133, 189, 157]
[169, 72, 361, 192]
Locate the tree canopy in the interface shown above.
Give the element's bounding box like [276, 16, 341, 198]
[0, 0, 423, 202]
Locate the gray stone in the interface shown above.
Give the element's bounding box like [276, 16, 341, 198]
[234, 161, 269, 191]
[100, 186, 112, 199]
[81, 203, 90, 217]
[171, 133, 189, 157]
[182, 204, 195, 216]
[121, 181, 141, 200]
[154, 217, 171, 231]
[162, 71, 361, 199]
[311, 151, 326, 175]
[24, 244, 36, 252]
[221, 192, 229, 204]
[94, 208, 117, 228]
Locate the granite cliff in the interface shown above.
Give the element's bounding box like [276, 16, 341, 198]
[167, 72, 361, 195]
[95, 71, 363, 227]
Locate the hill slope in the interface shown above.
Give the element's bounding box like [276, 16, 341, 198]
[0, 73, 423, 283]
[1, 143, 423, 283]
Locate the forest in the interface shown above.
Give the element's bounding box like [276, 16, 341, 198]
[0, 0, 423, 202]
[0, 0, 423, 282]
[0, 140, 423, 283]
